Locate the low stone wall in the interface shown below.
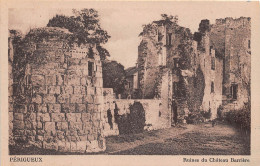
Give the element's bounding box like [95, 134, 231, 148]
[114, 99, 170, 132]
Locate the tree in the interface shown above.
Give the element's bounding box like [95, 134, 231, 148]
[47, 8, 111, 60]
[102, 61, 126, 97]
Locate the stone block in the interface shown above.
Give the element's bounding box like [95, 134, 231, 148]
[37, 104, 48, 113]
[36, 135, 43, 141]
[87, 87, 95, 95]
[83, 95, 94, 104]
[24, 120, 33, 129]
[43, 141, 58, 151]
[74, 86, 86, 94]
[43, 94, 56, 103]
[67, 70, 83, 77]
[13, 120, 24, 130]
[96, 87, 103, 95]
[60, 86, 73, 95]
[36, 129, 45, 136]
[13, 129, 25, 136]
[45, 75, 56, 85]
[87, 134, 95, 141]
[76, 141, 87, 153]
[14, 113, 23, 121]
[64, 142, 71, 151]
[57, 75, 64, 85]
[37, 113, 51, 122]
[27, 104, 35, 113]
[30, 75, 45, 86]
[70, 142, 77, 152]
[66, 113, 81, 122]
[69, 122, 83, 130]
[81, 113, 91, 122]
[93, 77, 103, 88]
[61, 104, 76, 113]
[28, 113, 37, 121]
[51, 113, 66, 122]
[57, 94, 70, 104]
[87, 103, 94, 113]
[94, 95, 103, 105]
[83, 122, 92, 131]
[14, 104, 26, 113]
[57, 130, 65, 140]
[79, 135, 88, 141]
[76, 104, 87, 112]
[44, 122, 56, 135]
[48, 104, 61, 113]
[56, 122, 68, 131]
[37, 122, 43, 129]
[70, 94, 83, 103]
[31, 95, 42, 104]
[57, 140, 66, 152]
[93, 120, 100, 128]
[80, 77, 87, 85]
[8, 112, 14, 122]
[48, 86, 61, 94]
[67, 75, 80, 86]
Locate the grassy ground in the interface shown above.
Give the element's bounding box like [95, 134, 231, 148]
[9, 122, 250, 155]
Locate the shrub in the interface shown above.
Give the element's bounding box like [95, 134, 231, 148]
[200, 109, 212, 120]
[185, 111, 204, 124]
[224, 103, 250, 133]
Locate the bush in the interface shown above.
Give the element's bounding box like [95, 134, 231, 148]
[224, 103, 250, 133]
[200, 109, 212, 120]
[185, 112, 205, 124]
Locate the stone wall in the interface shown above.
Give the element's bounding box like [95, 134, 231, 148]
[10, 27, 105, 153]
[210, 17, 251, 111]
[102, 88, 119, 136]
[114, 99, 169, 132]
[198, 33, 223, 119]
[8, 35, 14, 145]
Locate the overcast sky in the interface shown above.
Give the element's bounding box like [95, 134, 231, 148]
[9, 1, 254, 69]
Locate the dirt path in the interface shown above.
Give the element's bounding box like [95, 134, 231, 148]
[104, 122, 250, 155]
[105, 124, 195, 154]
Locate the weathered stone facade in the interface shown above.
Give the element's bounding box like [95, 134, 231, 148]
[136, 17, 250, 121]
[210, 17, 251, 111]
[9, 27, 106, 153]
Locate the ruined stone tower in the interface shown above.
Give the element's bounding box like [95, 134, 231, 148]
[9, 27, 106, 153]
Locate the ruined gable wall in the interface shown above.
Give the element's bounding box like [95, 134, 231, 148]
[138, 37, 161, 99]
[10, 28, 105, 153]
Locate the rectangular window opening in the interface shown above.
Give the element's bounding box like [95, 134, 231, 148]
[230, 84, 238, 100]
[211, 82, 214, 93]
[211, 57, 215, 70]
[88, 61, 94, 76]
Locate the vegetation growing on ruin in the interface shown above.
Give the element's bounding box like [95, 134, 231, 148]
[102, 61, 127, 97]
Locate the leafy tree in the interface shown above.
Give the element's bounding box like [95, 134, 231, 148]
[102, 61, 126, 97]
[47, 8, 111, 60]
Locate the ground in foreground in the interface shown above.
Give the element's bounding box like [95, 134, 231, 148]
[9, 122, 250, 155]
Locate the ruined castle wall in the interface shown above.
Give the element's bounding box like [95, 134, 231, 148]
[211, 17, 251, 110]
[198, 33, 223, 119]
[11, 29, 106, 153]
[138, 38, 161, 98]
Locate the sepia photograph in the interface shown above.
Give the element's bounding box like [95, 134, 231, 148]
[1, 0, 260, 165]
